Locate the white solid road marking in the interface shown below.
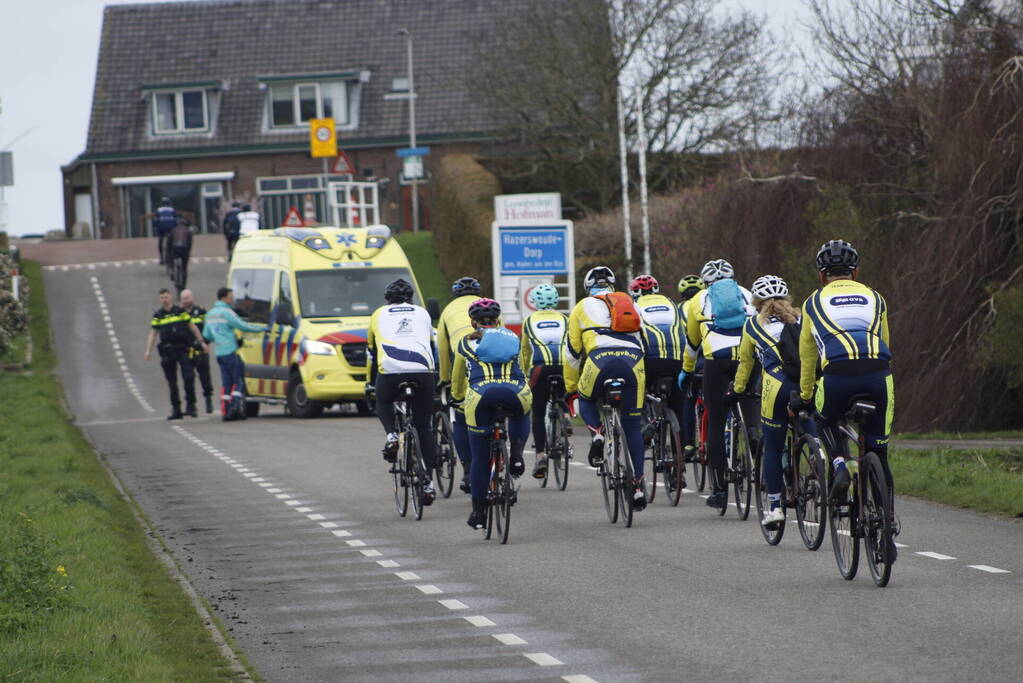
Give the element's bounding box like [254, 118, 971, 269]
[916, 551, 956, 560]
[562, 676, 599, 683]
[395, 571, 421, 581]
[968, 565, 1011, 574]
[524, 652, 563, 666]
[415, 584, 443, 594]
[493, 633, 527, 646]
[465, 615, 496, 627]
[438, 599, 468, 610]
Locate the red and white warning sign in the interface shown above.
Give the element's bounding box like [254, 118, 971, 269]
[331, 150, 356, 175]
[283, 206, 305, 227]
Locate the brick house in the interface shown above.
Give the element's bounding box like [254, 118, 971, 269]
[62, 0, 518, 239]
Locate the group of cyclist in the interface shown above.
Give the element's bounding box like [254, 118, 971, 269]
[365, 239, 896, 551]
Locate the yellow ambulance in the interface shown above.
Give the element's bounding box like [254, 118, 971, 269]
[228, 225, 437, 417]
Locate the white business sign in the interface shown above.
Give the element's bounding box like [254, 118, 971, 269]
[494, 193, 561, 224]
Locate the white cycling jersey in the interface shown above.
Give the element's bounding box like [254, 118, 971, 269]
[367, 303, 435, 374]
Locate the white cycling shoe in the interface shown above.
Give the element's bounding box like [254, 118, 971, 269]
[761, 508, 785, 527]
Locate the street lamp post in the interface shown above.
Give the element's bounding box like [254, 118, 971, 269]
[399, 28, 420, 232]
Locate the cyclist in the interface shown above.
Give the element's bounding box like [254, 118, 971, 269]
[144, 288, 209, 419]
[566, 266, 648, 511]
[518, 283, 568, 479]
[366, 279, 438, 505]
[168, 219, 194, 290]
[203, 287, 270, 420]
[237, 204, 263, 235]
[681, 259, 757, 511]
[451, 298, 531, 529]
[180, 289, 215, 414]
[438, 276, 484, 492]
[789, 241, 896, 551]
[732, 275, 817, 528]
[153, 197, 179, 264]
[631, 274, 686, 422]
[676, 274, 706, 457]
[223, 201, 242, 258]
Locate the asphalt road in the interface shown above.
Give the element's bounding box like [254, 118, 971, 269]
[41, 240, 1023, 682]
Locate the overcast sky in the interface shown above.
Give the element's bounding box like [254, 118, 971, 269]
[0, 0, 816, 236]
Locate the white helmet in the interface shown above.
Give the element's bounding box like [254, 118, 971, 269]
[583, 266, 616, 291]
[751, 274, 788, 299]
[701, 259, 734, 284]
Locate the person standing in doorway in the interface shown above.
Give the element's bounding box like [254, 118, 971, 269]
[180, 289, 214, 414]
[237, 204, 263, 236]
[223, 201, 241, 258]
[144, 288, 208, 419]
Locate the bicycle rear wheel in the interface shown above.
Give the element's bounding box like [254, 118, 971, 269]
[613, 410, 634, 528]
[406, 428, 424, 520]
[642, 407, 658, 503]
[550, 408, 570, 491]
[661, 416, 683, 506]
[754, 446, 786, 545]
[493, 439, 511, 542]
[392, 428, 409, 518]
[694, 402, 708, 492]
[829, 457, 859, 580]
[600, 411, 618, 523]
[433, 411, 455, 498]
[485, 457, 497, 540]
[862, 452, 894, 587]
[729, 407, 754, 520]
[795, 433, 827, 550]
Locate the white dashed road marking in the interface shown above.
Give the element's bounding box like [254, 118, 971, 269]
[415, 584, 443, 595]
[438, 599, 468, 610]
[465, 615, 496, 627]
[493, 633, 527, 645]
[563, 676, 600, 683]
[916, 552, 956, 560]
[968, 565, 1011, 574]
[90, 276, 155, 413]
[524, 652, 563, 666]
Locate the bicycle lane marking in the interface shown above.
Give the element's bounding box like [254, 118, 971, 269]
[169, 425, 605, 681]
[90, 275, 156, 413]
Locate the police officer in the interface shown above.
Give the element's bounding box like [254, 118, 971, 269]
[144, 288, 209, 419]
[223, 201, 241, 258]
[180, 289, 214, 414]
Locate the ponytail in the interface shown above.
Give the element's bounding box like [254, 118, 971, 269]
[754, 296, 799, 324]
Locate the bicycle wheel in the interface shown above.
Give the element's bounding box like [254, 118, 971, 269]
[600, 411, 618, 523]
[614, 410, 634, 528]
[493, 439, 511, 542]
[729, 407, 754, 520]
[433, 411, 455, 498]
[407, 428, 424, 521]
[661, 416, 684, 506]
[537, 411, 549, 489]
[862, 452, 894, 587]
[829, 456, 859, 580]
[754, 448, 785, 545]
[795, 433, 827, 550]
[485, 454, 497, 540]
[551, 407, 570, 491]
[392, 421, 409, 517]
[175, 257, 187, 293]
[499, 445, 514, 545]
[694, 402, 708, 492]
[642, 407, 658, 503]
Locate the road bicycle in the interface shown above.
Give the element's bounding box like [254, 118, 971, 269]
[826, 396, 896, 587]
[432, 389, 456, 498]
[643, 375, 684, 506]
[597, 378, 636, 528]
[754, 405, 828, 548]
[688, 374, 709, 492]
[721, 399, 755, 519]
[537, 373, 572, 491]
[390, 381, 428, 520]
[484, 404, 517, 544]
[169, 248, 188, 295]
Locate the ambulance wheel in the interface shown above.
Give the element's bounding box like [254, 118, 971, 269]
[288, 371, 324, 418]
[244, 401, 260, 418]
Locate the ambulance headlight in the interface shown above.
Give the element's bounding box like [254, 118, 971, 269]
[303, 339, 335, 356]
[365, 226, 391, 249]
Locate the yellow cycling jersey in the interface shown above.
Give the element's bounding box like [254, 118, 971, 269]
[682, 286, 754, 372]
[636, 293, 684, 361]
[799, 279, 891, 400]
[519, 309, 568, 370]
[437, 295, 477, 383]
[366, 303, 435, 376]
[450, 332, 528, 402]
[734, 314, 800, 393]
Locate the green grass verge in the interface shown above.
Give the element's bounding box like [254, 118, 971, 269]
[895, 430, 1023, 441]
[890, 447, 1023, 518]
[0, 261, 244, 681]
[396, 231, 448, 304]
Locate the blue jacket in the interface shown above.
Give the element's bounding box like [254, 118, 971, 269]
[202, 300, 267, 356]
[153, 206, 178, 236]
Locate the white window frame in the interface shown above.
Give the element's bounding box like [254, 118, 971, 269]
[267, 81, 349, 129]
[151, 89, 210, 135]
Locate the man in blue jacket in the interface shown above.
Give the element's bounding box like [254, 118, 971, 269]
[203, 286, 269, 419]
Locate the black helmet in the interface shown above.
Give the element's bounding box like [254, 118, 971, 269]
[452, 276, 481, 297]
[468, 297, 501, 322]
[160, 196, 172, 206]
[384, 279, 414, 304]
[816, 240, 859, 273]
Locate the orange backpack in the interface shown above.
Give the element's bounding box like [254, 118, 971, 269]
[594, 292, 642, 333]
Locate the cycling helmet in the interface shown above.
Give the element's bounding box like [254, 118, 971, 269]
[160, 197, 172, 206]
[751, 275, 788, 300]
[451, 276, 482, 297]
[583, 266, 616, 291]
[468, 297, 501, 322]
[700, 259, 734, 284]
[628, 275, 659, 299]
[815, 240, 859, 273]
[677, 274, 706, 296]
[528, 283, 560, 310]
[384, 278, 414, 304]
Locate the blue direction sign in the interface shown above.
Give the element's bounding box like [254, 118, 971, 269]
[498, 226, 569, 274]
[396, 147, 431, 158]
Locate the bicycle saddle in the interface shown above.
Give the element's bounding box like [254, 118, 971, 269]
[845, 395, 877, 423]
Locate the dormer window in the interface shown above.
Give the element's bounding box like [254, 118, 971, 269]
[268, 81, 350, 128]
[152, 89, 209, 134]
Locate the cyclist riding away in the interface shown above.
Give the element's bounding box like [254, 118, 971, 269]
[519, 283, 568, 479]
[676, 274, 706, 457]
[567, 266, 648, 511]
[789, 241, 896, 552]
[223, 201, 242, 258]
[733, 275, 818, 528]
[451, 298, 531, 530]
[169, 219, 194, 290]
[153, 197, 179, 264]
[438, 276, 484, 492]
[366, 279, 439, 504]
[681, 259, 757, 511]
[631, 274, 687, 436]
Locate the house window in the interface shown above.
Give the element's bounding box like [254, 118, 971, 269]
[152, 90, 208, 134]
[268, 81, 349, 128]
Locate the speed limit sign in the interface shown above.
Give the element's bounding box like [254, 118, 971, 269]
[309, 118, 337, 157]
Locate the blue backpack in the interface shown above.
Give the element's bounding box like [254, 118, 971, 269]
[707, 279, 747, 330]
[476, 327, 520, 363]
